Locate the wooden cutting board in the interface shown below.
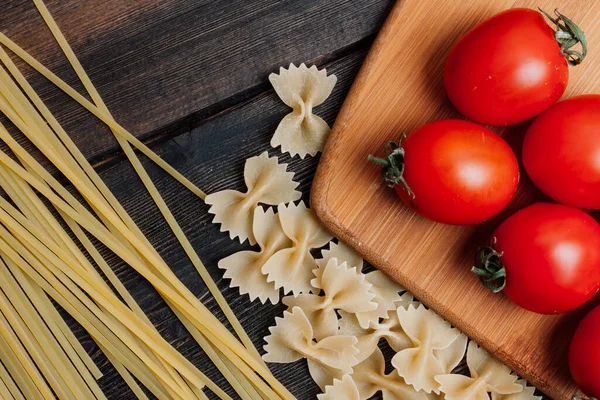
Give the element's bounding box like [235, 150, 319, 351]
[311, 0, 600, 399]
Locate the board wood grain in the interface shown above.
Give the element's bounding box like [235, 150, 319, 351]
[4, 1, 395, 398]
[311, 1, 600, 399]
[1, 0, 393, 163]
[59, 49, 370, 399]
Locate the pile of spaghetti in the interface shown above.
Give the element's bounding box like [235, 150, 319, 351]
[0, 1, 290, 399]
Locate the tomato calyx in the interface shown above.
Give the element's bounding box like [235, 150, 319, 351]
[572, 393, 597, 400]
[540, 8, 587, 66]
[368, 134, 415, 198]
[472, 237, 506, 293]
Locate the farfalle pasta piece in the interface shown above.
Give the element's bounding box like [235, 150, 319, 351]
[396, 291, 420, 310]
[269, 63, 337, 158]
[391, 304, 462, 394]
[283, 258, 377, 340]
[308, 358, 346, 391]
[262, 201, 333, 294]
[492, 379, 541, 400]
[425, 394, 445, 400]
[338, 309, 411, 363]
[205, 152, 301, 244]
[356, 270, 404, 328]
[436, 331, 468, 374]
[263, 306, 358, 370]
[435, 341, 522, 400]
[314, 241, 363, 282]
[313, 242, 403, 327]
[317, 375, 360, 400]
[218, 207, 291, 304]
[352, 348, 429, 400]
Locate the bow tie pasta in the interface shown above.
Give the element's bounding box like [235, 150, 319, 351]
[317, 375, 360, 400]
[308, 358, 347, 392]
[262, 306, 359, 370]
[218, 206, 291, 304]
[352, 348, 429, 400]
[435, 342, 522, 400]
[282, 258, 377, 340]
[314, 241, 364, 277]
[395, 291, 421, 310]
[392, 304, 466, 394]
[269, 63, 337, 158]
[205, 152, 301, 244]
[492, 380, 541, 400]
[313, 241, 404, 328]
[355, 270, 405, 329]
[262, 201, 333, 294]
[338, 309, 411, 364]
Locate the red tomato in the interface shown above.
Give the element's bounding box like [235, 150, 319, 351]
[569, 305, 600, 399]
[474, 203, 600, 314]
[369, 120, 519, 225]
[523, 95, 600, 209]
[444, 8, 586, 126]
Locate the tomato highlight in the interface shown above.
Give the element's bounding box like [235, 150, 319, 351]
[474, 203, 600, 314]
[369, 120, 519, 225]
[444, 8, 586, 126]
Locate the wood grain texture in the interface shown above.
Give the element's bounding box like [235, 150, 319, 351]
[1, 0, 394, 163]
[57, 49, 370, 399]
[311, 1, 600, 399]
[1, 1, 402, 398]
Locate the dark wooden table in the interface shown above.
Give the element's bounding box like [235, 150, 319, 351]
[2, 1, 396, 398]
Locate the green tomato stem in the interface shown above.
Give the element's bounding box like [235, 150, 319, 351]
[572, 393, 597, 400]
[472, 237, 506, 293]
[540, 8, 587, 66]
[367, 134, 415, 198]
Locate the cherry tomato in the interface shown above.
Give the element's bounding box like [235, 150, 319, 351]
[369, 120, 519, 225]
[523, 95, 600, 209]
[474, 203, 600, 314]
[444, 8, 586, 126]
[569, 305, 600, 399]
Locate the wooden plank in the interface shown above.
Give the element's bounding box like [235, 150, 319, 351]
[1, 0, 394, 163]
[59, 48, 370, 399]
[311, 1, 600, 399]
